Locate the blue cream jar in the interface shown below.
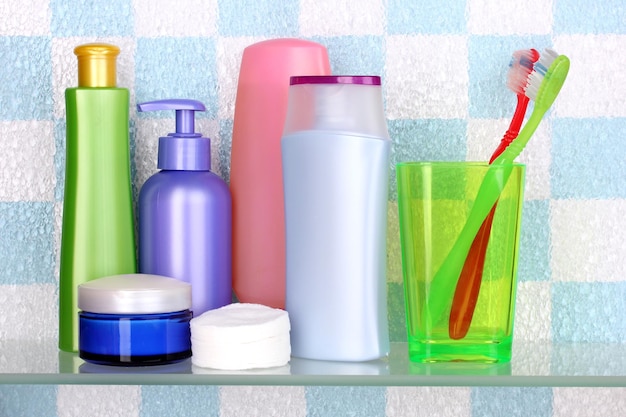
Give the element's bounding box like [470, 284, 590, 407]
[78, 274, 192, 366]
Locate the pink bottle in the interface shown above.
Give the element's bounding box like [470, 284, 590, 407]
[230, 39, 331, 309]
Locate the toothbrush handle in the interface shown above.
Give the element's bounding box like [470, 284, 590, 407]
[448, 94, 529, 340]
[494, 105, 545, 165]
[490, 94, 529, 163]
[449, 205, 496, 339]
[424, 163, 514, 326]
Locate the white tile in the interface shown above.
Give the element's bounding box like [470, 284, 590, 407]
[467, 0, 553, 35]
[511, 340, 551, 376]
[0, 121, 55, 202]
[514, 281, 551, 342]
[553, 388, 626, 417]
[0, 284, 57, 340]
[515, 119, 551, 201]
[216, 37, 265, 120]
[553, 35, 626, 118]
[52, 37, 136, 120]
[466, 118, 551, 200]
[466, 119, 509, 162]
[133, 0, 217, 37]
[387, 387, 471, 417]
[299, 0, 384, 36]
[0, 339, 58, 373]
[57, 385, 141, 417]
[386, 35, 469, 119]
[0, 0, 50, 36]
[220, 386, 306, 417]
[551, 199, 626, 282]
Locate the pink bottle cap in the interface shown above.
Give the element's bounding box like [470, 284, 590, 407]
[233, 39, 331, 142]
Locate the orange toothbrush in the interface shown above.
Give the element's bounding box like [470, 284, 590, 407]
[449, 49, 539, 340]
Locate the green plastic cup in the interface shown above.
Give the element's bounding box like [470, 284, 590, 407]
[396, 162, 525, 363]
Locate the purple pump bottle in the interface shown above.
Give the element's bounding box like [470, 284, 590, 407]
[137, 99, 232, 316]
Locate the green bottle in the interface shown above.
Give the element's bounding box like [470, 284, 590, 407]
[59, 44, 137, 352]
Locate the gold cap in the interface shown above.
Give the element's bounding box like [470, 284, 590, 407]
[74, 43, 120, 87]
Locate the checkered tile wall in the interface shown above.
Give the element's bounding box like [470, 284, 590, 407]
[1, 0, 624, 415]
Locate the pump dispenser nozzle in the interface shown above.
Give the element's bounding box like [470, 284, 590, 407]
[137, 99, 211, 171]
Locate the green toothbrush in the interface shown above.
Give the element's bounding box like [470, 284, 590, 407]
[424, 49, 570, 326]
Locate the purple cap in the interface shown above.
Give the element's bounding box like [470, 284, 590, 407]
[137, 99, 211, 171]
[289, 75, 381, 86]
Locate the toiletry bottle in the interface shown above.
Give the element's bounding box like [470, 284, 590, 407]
[282, 76, 391, 361]
[59, 43, 137, 353]
[230, 39, 331, 309]
[137, 99, 232, 316]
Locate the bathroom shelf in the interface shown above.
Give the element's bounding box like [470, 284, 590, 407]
[1, 339, 624, 387]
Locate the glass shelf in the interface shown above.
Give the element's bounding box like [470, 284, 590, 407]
[1, 339, 624, 386]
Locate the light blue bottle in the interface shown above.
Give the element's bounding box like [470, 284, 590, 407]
[281, 76, 390, 361]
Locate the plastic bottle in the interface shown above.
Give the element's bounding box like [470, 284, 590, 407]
[137, 99, 232, 316]
[59, 43, 137, 353]
[230, 39, 331, 309]
[282, 75, 391, 361]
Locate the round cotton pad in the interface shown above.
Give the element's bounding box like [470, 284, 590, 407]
[190, 303, 291, 370]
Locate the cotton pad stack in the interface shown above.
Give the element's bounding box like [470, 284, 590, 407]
[190, 303, 291, 370]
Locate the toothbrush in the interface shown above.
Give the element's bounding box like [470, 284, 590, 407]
[448, 49, 539, 340]
[424, 49, 570, 328]
[493, 49, 569, 165]
[490, 49, 541, 161]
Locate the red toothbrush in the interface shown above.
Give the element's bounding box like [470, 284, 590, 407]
[449, 49, 540, 340]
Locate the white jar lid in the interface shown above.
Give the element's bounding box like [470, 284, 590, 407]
[78, 274, 192, 314]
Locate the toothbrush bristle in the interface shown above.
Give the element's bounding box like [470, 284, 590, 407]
[525, 48, 559, 101]
[506, 49, 539, 94]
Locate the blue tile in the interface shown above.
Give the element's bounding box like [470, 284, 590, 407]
[552, 282, 626, 343]
[306, 386, 386, 417]
[0, 203, 55, 285]
[518, 200, 550, 282]
[554, 0, 626, 34]
[468, 36, 552, 119]
[551, 118, 626, 199]
[54, 120, 65, 202]
[141, 386, 219, 417]
[50, 0, 133, 36]
[218, 0, 299, 36]
[310, 36, 384, 76]
[135, 38, 218, 119]
[387, 0, 467, 34]
[0, 36, 52, 121]
[388, 118, 467, 200]
[0, 385, 57, 417]
[471, 387, 552, 417]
